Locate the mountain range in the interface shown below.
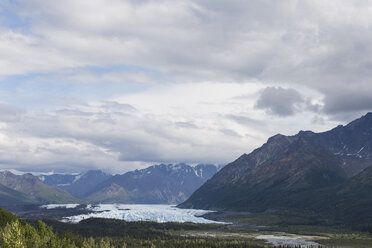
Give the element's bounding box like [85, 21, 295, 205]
[180, 112, 372, 225]
[84, 163, 221, 204]
[40, 170, 112, 198]
[0, 163, 221, 206]
[0, 171, 78, 205]
[1, 112, 372, 228]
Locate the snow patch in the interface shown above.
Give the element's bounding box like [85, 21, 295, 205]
[40, 204, 80, 209]
[0, 169, 55, 176]
[357, 146, 365, 153]
[72, 174, 82, 182]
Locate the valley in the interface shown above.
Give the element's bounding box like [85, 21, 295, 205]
[3, 203, 372, 247]
[2, 1, 372, 247]
[1, 113, 372, 247]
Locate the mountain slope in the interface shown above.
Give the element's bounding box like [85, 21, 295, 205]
[86, 163, 220, 204]
[0, 171, 79, 204]
[60, 170, 112, 198]
[0, 184, 38, 206]
[40, 170, 112, 198]
[301, 112, 372, 176]
[321, 165, 372, 222]
[180, 113, 372, 213]
[39, 173, 79, 187]
[180, 137, 347, 211]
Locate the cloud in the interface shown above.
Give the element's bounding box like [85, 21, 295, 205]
[255, 87, 303, 116]
[0, 92, 257, 172]
[0, 82, 339, 173]
[16, 106, 240, 168]
[175, 121, 198, 129]
[322, 89, 372, 115]
[0, 0, 368, 117]
[226, 114, 266, 127]
[0, 0, 370, 172]
[0, 104, 24, 122]
[219, 128, 241, 137]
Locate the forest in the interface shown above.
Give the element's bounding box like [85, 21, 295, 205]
[2, 206, 372, 247]
[0, 207, 303, 248]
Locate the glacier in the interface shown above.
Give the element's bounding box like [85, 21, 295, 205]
[41, 204, 227, 224]
[40, 204, 80, 209]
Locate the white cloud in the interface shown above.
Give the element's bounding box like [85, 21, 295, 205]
[0, 0, 370, 172]
[0, 0, 369, 83]
[0, 82, 336, 173]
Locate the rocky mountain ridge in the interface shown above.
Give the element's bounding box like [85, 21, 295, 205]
[0, 171, 78, 205]
[180, 112, 372, 221]
[85, 163, 221, 204]
[0, 163, 222, 206]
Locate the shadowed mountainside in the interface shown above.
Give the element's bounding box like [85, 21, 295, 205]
[180, 113, 372, 226]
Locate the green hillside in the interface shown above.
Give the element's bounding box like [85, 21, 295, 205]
[0, 171, 80, 205]
[0, 184, 37, 206]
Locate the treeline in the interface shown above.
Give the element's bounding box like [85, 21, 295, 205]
[0, 208, 78, 247]
[40, 218, 222, 240]
[0, 208, 322, 248]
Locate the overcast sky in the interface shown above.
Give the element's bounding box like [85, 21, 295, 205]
[0, 0, 371, 173]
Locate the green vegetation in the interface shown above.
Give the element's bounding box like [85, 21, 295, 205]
[0, 208, 78, 248]
[200, 210, 372, 248]
[319, 233, 372, 248]
[36, 218, 269, 248]
[0, 208, 268, 248]
[0, 184, 38, 206]
[26, 180, 79, 204]
[0, 172, 80, 205]
[2, 206, 372, 247]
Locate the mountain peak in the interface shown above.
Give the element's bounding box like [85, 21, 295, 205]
[180, 113, 372, 211]
[267, 133, 284, 141]
[346, 112, 372, 129]
[82, 170, 109, 177]
[363, 112, 372, 121]
[0, 170, 77, 204]
[297, 130, 314, 136]
[358, 111, 372, 120]
[85, 162, 220, 204]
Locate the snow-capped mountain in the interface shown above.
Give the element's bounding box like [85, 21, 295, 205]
[84, 163, 222, 204]
[39, 173, 80, 187]
[40, 170, 112, 198]
[3, 163, 221, 205]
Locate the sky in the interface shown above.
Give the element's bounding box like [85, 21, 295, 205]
[0, 0, 371, 173]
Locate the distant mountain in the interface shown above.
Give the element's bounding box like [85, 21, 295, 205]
[40, 170, 112, 198]
[0, 171, 78, 205]
[0, 184, 37, 206]
[39, 173, 79, 187]
[5, 164, 220, 205]
[85, 163, 221, 204]
[180, 113, 372, 218]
